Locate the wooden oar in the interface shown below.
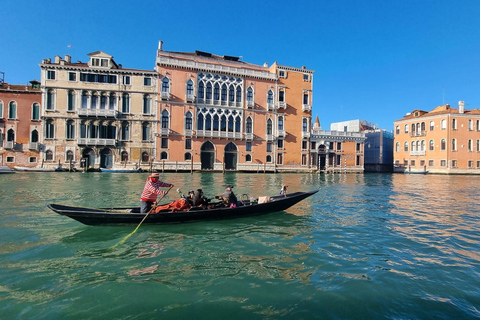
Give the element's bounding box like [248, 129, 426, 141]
[111, 186, 173, 249]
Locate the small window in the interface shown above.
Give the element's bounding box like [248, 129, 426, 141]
[68, 72, 76, 81]
[160, 151, 168, 160]
[267, 142, 272, 153]
[184, 152, 192, 161]
[29, 157, 37, 163]
[440, 160, 446, 167]
[47, 70, 56, 80]
[246, 154, 252, 162]
[123, 76, 131, 85]
[468, 160, 474, 168]
[278, 70, 286, 78]
[303, 74, 310, 82]
[185, 138, 192, 150]
[428, 160, 434, 167]
[277, 139, 284, 149]
[144, 77, 152, 86]
[429, 121, 434, 131]
[452, 160, 457, 168]
[6, 156, 14, 163]
[246, 141, 252, 152]
[411, 160, 415, 166]
[161, 137, 168, 149]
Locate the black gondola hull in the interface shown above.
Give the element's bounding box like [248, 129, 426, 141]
[47, 190, 318, 225]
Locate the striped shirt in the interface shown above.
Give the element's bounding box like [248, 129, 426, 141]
[140, 179, 172, 202]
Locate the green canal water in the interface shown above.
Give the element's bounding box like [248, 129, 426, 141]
[0, 172, 479, 319]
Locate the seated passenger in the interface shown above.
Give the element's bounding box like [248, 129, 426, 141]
[220, 185, 237, 208]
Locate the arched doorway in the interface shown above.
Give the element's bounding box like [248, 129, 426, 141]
[200, 141, 215, 170]
[224, 142, 238, 170]
[100, 148, 113, 168]
[318, 144, 327, 170]
[82, 148, 95, 168]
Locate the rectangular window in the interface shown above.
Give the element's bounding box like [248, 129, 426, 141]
[303, 74, 310, 82]
[278, 71, 286, 78]
[267, 142, 272, 153]
[6, 156, 14, 163]
[336, 155, 342, 166]
[301, 154, 307, 166]
[337, 142, 342, 151]
[311, 141, 316, 150]
[123, 76, 131, 85]
[428, 160, 434, 167]
[440, 160, 446, 167]
[101, 59, 108, 67]
[420, 160, 425, 166]
[29, 157, 37, 163]
[277, 139, 284, 149]
[47, 70, 56, 80]
[411, 160, 415, 166]
[468, 160, 474, 168]
[144, 77, 152, 86]
[452, 119, 457, 130]
[404, 160, 408, 166]
[161, 137, 168, 149]
[277, 153, 284, 165]
[356, 155, 361, 166]
[246, 141, 252, 152]
[302, 140, 308, 150]
[356, 143, 361, 152]
[68, 72, 76, 81]
[452, 160, 457, 168]
[185, 138, 192, 150]
[477, 161, 480, 168]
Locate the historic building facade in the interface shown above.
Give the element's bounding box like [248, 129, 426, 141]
[39, 52, 158, 170]
[0, 79, 42, 168]
[309, 117, 366, 172]
[153, 41, 314, 172]
[394, 102, 480, 174]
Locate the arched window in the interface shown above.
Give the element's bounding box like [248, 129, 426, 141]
[141, 152, 150, 163]
[221, 84, 227, 102]
[162, 78, 170, 92]
[452, 138, 457, 151]
[32, 103, 40, 120]
[198, 81, 205, 99]
[82, 91, 89, 109]
[236, 86, 242, 103]
[411, 141, 415, 151]
[229, 85, 235, 102]
[404, 141, 408, 151]
[220, 115, 227, 132]
[45, 119, 55, 139]
[246, 117, 253, 133]
[420, 140, 425, 151]
[206, 83, 212, 100]
[395, 142, 400, 152]
[122, 93, 130, 113]
[109, 93, 116, 110]
[66, 120, 75, 139]
[429, 121, 434, 131]
[197, 113, 204, 130]
[121, 121, 129, 140]
[303, 118, 308, 132]
[245, 154, 252, 162]
[46, 89, 55, 110]
[228, 116, 234, 132]
[266, 119, 273, 135]
[67, 90, 76, 111]
[142, 122, 150, 141]
[160, 151, 168, 160]
[143, 94, 151, 114]
[161, 110, 169, 129]
[186, 80, 194, 96]
[266, 155, 272, 163]
[0, 100, 3, 118]
[100, 92, 107, 109]
[184, 152, 192, 161]
[205, 114, 212, 130]
[441, 139, 446, 150]
[91, 92, 98, 109]
[8, 101, 17, 119]
[404, 124, 409, 133]
[45, 150, 53, 161]
[31, 130, 38, 143]
[429, 140, 434, 151]
[185, 112, 193, 130]
[247, 87, 254, 101]
[213, 115, 219, 131]
[278, 116, 284, 130]
[441, 119, 446, 130]
[214, 83, 220, 101]
[267, 90, 274, 104]
[66, 150, 74, 161]
[235, 116, 241, 133]
[411, 123, 415, 135]
[468, 139, 473, 152]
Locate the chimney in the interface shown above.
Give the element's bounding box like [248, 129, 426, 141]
[459, 101, 465, 114]
[65, 55, 71, 63]
[158, 40, 163, 51]
[55, 55, 61, 63]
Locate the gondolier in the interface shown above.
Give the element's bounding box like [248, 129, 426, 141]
[140, 173, 174, 213]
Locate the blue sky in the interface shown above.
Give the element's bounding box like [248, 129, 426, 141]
[2, 0, 480, 130]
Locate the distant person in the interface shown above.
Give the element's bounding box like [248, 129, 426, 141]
[219, 185, 237, 208]
[192, 189, 207, 207]
[140, 173, 173, 213]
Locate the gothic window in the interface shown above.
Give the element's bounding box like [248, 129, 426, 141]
[185, 112, 193, 130]
[161, 110, 169, 129]
[32, 103, 40, 120]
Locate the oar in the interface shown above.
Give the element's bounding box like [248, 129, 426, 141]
[111, 186, 173, 249]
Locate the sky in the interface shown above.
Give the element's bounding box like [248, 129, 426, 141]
[2, 0, 480, 131]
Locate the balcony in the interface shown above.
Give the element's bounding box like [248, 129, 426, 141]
[246, 100, 254, 109]
[277, 130, 286, 137]
[302, 104, 312, 112]
[184, 129, 193, 136]
[77, 138, 116, 146]
[4, 141, 14, 149]
[161, 91, 170, 100]
[410, 150, 426, 156]
[302, 131, 311, 139]
[160, 128, 170, 135]
[278, 101, 286, 109]
[266, 134, 274, 141]
[28, 142, 39, 151]
[267, 103, 274, 111]
[196, 130, 242, 139]
[245, 132, 253, 140]
[186, 94, 195, 103]
[77, 108, 118, 118]
[410, 131, 426, 137]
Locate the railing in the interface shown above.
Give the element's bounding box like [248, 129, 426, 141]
[302, 104, 312, 112]
[266, 134, 274, 141]
[278, 101, 286, 109]
[245, 133, 253, 140]
[77, 108, 118, 117]
[161, 92, 170, 100]
[4, 141, 14, 149]
[184, 129, 193, 136]
[28, 142, 39, 151]
[311, 130, 365, 138]
[410, 131, 426, 137]
[410, 150, 426, 156]
[186, 94, 195, 102]
[267, 103, 274, 111]
[302, 131, 311, 139]
[160, 128, 170, 135]
[196, 130, 242, 139]
[247, 100, 254, 108]
[77, 138, 116, 146]
[277, 130, 285, 137]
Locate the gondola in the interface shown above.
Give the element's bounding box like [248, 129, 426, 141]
[47, 190, 318, 226]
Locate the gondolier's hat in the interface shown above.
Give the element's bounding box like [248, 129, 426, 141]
[149, 173, 160, 179]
